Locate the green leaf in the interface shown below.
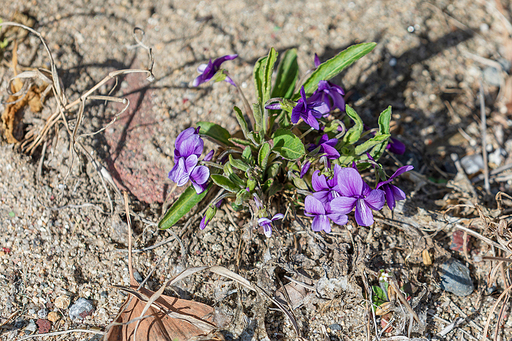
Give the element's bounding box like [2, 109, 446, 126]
[254, 56, 267, 106]
[354, 134, 390, 155]
[344, 105, 364, 144]
[372, 286, 388, 306]
[263, 48, 278, 103]
[272, 129, 305, 160]
[292, 176, 308, 190]
[252, 102, 263, 132]
[378, 106, 392, 135]
[159, 184, 210, 230]
[299, 42, 377, 97]
[258, 142, 271, 170]
[230, 137, 253, 148]
[242, 146, 254, 164]
[229, 154, 251, 172]
[266, 162, 281, 179]
[223, 162, 234, 176]
[272, 48, 299, 99]
[369, 137, 389, 161]
[197, 121, 233, 147]
[211, 174, 240, 193]
[367, 106, 392, 161]
[229, 173, 247, 188]
[234, 106, 250, 139]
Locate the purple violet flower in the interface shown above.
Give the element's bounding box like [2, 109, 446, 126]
[311, 168, 341, 204]
[169, 127, 210, 194]
[291, 87, 324, 130]
[300, 161, 311, 178]
[308, 134, 340, 160]
[173, 127, 204, 159]
[314, 53, 321, 68]
[377, 165, 413, 210]
[386, 137, 406, 155]
[258, 213, 284, 238]
[333, 167, 385, 226]
[304, 196, 348, 233]
[307, 81, 345, 116]
[193, 54, 238, 87]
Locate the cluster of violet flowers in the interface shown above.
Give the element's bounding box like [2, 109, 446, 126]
[305, 164, 413, 233]
[162, 47, 413, 237]
[168, 127, 213, 194]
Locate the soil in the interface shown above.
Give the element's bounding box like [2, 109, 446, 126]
[1, 0, 512, 340]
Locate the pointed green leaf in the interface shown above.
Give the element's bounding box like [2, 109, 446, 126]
[229, 154, 251, 172]
[254, 56, 267, 104]
[252, 102, 263, 132]
[197, 121, 233, 147]
[272, 48, 299, 99]
[258, 142, 271, 170]
[242, 146, 254, 164]
[372, 286, 388, 306]
[229, 173, 247, 188]
[344, 105, 364, 144]
[378, 106, 392, 135]
[233, 106, 250, 139]
[272, 129, 305, 160]
[292, 176, 308, 190]
[159, 184, 211, 230]
[211, 174, 240, 193]
[354, 134, 390, 155]
[299, 42, 377, 97]
[223, 162, 234, 176]
[263, 48, 278, 103]
[229, 137, 253, 147]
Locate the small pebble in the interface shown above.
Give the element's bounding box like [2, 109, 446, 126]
[54, 295, 70, 309]
[329, 323, 342, 331]
[439, 259, 474, 297]
[14, 318, 26, 329]
[25, 320, 37, 334]
[460, 154, 484, 175]
[36, 319, 51, 333]
[450, 230, 470, 252]
[47, 311, 60, 323]
[483, 66, 501, 87]
[37, 308, 48, 319]
[69, 298, 95, 320]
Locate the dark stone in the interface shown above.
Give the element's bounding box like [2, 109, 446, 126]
[439, 259, 473, 297]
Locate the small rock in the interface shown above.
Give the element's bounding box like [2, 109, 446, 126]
[47, 311, 60, 323]
[54, 295, 70, 309]
[450, 230, 471, 252]
[25, 320, 37, 334]
[14, 318, 26, 329]
[489, 148, 505, 167]
[36, 319, 51, 333]
[69, 298, 95, 320]
[37, 308, 48, 319]
[329, 323, 342, 331]
[483, 66, 501, 87]
[439, 259, 474, 297]
[460, 154, 484, 175]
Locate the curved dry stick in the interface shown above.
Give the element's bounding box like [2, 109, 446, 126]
[482, 284, 512, 341]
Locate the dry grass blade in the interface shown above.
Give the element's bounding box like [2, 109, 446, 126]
[104, 193, 220, 341]
[482, 284, 512, 341]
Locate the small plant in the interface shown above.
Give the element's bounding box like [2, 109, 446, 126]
[158, 43, 413, 236]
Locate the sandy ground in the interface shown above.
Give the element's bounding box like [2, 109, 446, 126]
[2, 0, 512, 340]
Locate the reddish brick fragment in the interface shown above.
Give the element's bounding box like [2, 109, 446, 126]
[36, 319, 51, 333]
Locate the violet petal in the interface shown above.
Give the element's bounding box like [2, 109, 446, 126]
[336, 167, 363, 197]
[355, 199, 374, 226]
